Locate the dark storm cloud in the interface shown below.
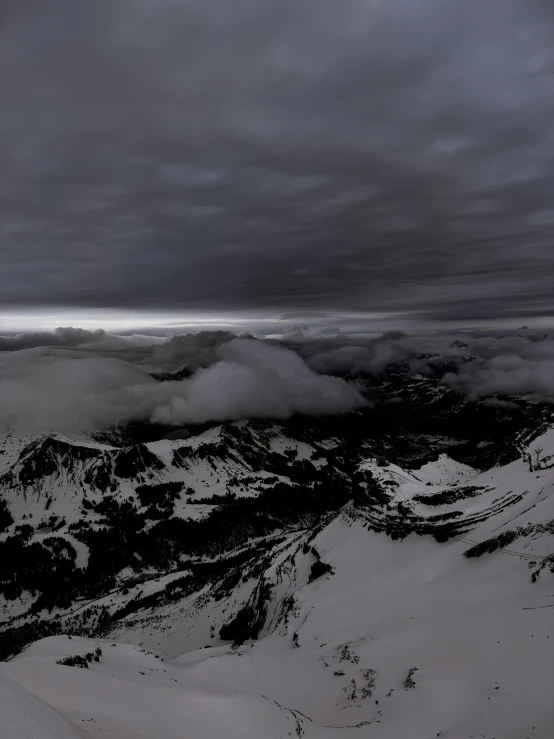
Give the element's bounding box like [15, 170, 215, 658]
[2, 0, 554, 319]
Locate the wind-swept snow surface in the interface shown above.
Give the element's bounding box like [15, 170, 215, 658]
[0, 672, 90, 739]
[1, 637, 338, 738]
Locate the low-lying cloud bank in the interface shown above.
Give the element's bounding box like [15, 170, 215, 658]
[1, 327, 554, 436]
[0, 334, 366, 435]
[300, 328, 554, 401]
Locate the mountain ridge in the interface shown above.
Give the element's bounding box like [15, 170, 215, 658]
[1, 369, 553, 737]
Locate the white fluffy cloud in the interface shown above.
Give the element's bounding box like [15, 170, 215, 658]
[0, 336, 366, 435]
[151, 338, 366, 425]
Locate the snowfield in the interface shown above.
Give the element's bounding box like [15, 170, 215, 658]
[1, 636, 341, 739]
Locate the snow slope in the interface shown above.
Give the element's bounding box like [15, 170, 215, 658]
[0, 672, 90, 739]
[2, 498, 552, 738]
[1, 402, 553, 738]
[1, 636, 346, 738]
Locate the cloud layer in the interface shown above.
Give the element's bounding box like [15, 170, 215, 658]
[0, 333, 366, 435]
[2, 1, 554, 320]
[302, 328, 554, 400]
[2, 327, 554, 437]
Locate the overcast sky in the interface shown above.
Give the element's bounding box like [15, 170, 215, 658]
[2, 0, 554, 326]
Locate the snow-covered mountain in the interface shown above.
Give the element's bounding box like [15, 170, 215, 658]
[1, 370, 553, 738]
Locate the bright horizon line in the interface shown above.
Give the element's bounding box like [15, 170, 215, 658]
[0, 308, 409, 334]
[1, 307, 553, 335]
